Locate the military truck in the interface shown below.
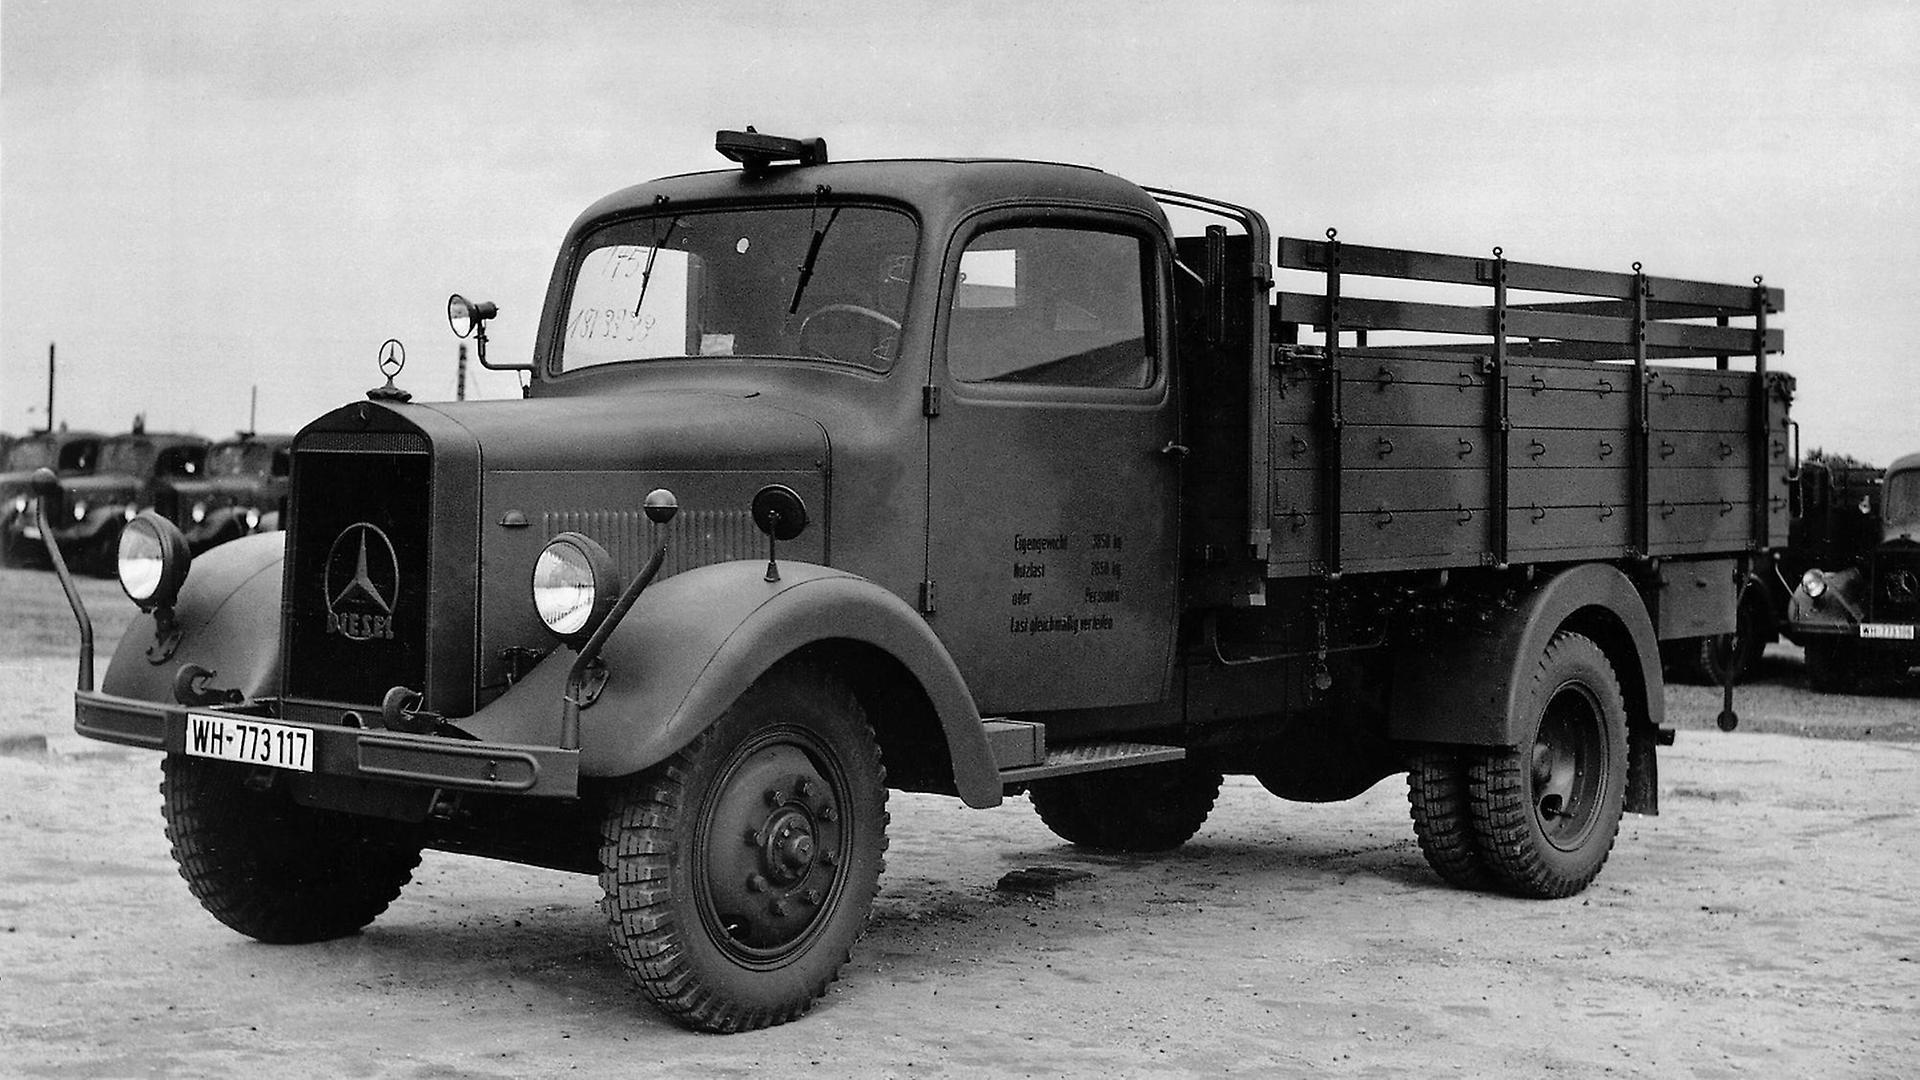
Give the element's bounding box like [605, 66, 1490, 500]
[0, 428, 105, 565]
[46, 131, 1789, 1033]
[1788, 452, 1919, 691]
[155, 433, 294, 553]
[16, 429, 207, 573]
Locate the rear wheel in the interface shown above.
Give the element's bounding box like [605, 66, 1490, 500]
[1467, 632, 1628, 899]
[1406, 752, 1493, 890]
[1027, 760, 1221, 852]
[161, 755, 424, 943]
[599, 664, 888, 1033]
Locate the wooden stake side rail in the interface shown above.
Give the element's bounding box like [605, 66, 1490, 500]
[1267, 234, 1786, 580]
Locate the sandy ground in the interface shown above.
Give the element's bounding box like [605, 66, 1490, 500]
[2, 567, 1917, 1078]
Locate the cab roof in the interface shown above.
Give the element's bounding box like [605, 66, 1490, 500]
[570, 157, 1167, 236]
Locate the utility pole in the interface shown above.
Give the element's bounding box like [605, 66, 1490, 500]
[249, 385, 258, 434]
[45, 342, 55, 432]
[457, 343, 469, 402]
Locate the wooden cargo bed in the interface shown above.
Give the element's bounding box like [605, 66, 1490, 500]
[1262, 235, 1790, 579]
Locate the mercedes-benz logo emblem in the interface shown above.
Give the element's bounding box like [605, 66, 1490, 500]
[324, 523, 400, 641]
[1888, 569, 1919, 603]
[378, 339, 407, 380]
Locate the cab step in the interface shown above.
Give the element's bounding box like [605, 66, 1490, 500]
[995, 739, 1186, 784]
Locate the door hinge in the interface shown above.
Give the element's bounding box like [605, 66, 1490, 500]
[917, 579, 936, 614]
[922, 385, 941, 417]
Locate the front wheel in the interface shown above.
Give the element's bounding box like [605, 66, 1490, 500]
[1467, 632, 1628, 899]
[598, 664, 888, 1033]
[161, 755, 424, 943]
[1804, 639, 1859, 694]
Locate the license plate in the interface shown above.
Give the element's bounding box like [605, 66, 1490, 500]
[1861, 623, 1917, 641]
[183, 714, 314, 772]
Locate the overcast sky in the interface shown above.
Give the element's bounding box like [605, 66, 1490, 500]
[3, 1, 1915, 464]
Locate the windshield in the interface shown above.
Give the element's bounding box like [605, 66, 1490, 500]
[98, 439, 200, 478]
[208, 442, 278, 478]
[1886, 469, 1920, 528]
[556, 203, 917, 373]
[5, 438, 56, 471]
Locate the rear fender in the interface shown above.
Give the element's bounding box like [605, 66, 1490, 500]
[481, 560, 998, 807]
[100, 532, 285, 703]
[1389, 563, 1664, 756]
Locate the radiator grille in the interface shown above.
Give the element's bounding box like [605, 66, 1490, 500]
[285, 447, 432, 705]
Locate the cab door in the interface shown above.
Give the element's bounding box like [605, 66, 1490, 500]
[925, 210, 1180, 714]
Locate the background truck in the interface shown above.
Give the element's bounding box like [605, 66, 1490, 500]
[1, 428, 105, 566]
[1662, 455, 1881, 686]
[1788, 452, 1920, 691]
[154, 432, 293, 553]
[15, 428, 207, 574]
[51, 130, 1788, 1033]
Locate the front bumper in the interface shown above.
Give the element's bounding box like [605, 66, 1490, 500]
[76, 689, 581, 797]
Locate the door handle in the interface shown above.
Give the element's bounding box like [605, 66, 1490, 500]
[1159, 442, 1190, 459]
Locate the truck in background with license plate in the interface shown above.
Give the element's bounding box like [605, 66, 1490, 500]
[1788, 452, 1920, 691]
[0, 428, 106, 566]
[47, 130, 1789, 1033]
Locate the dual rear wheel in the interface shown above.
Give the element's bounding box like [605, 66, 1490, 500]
[1407, 632, 1629, 899]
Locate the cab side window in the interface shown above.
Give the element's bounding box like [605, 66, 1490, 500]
[948, 226, 1154, 389]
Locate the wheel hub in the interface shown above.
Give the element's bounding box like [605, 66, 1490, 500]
[1532, 683, 1605, 849]
[701, 739, 845, 955]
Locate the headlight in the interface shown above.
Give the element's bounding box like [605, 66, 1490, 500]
[8, 495, 23, 515]
[191, 501, 208, 523]
[122, 506, 137, 522]
[72, 500, 88, 521]
[1801, 569, 1828, 599]
[244, 507, 261, 530]
[532, 532, 618, 644]
[118, 511, 192, 611]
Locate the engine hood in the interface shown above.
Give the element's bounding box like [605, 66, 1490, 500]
[395, 389, 828, 473]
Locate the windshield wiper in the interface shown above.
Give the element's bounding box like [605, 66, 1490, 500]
[787, 205, 841, 315]
[632, 216, 681, 317]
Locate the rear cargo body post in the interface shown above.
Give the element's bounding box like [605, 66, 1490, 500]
[1488, 248, 1511, 567]
[1750, 277, 1771, 549]
[1321, 228, 1345, 578]
[1630, 264, 1651, 558]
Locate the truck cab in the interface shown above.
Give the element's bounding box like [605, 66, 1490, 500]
[1, 429, 106, 566]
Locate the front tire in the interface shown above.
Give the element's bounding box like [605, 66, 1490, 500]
[1467, 632, 1628, 899]
[1804, 639, 1859, 694]
[161, 755, 424, 943]
[598, 664, 888, 1033]
[1027, 760, 1222, 852]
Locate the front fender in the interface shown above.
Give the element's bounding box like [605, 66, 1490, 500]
[100, 532, 285, 704]
[463, 560, 996, 806]
[1390, 562, 1663, 746]
[1787, 568, 1866, 632]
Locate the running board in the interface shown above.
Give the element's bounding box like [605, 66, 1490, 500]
[996, 741, 1186, 784]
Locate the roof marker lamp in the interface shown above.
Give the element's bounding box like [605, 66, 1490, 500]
[533, 532, 619, 646]
[118, 511, 192, 612]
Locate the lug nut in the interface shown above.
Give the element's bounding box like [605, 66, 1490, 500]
[770, 899, 788, 917]
[804, 888, 820, 905]
[743, 828, 762, 846]
[766, 788, 786, 807]
[818, 805, 837, 822]
[747, 873, 768, 893]
[797, 778, 815, 798]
